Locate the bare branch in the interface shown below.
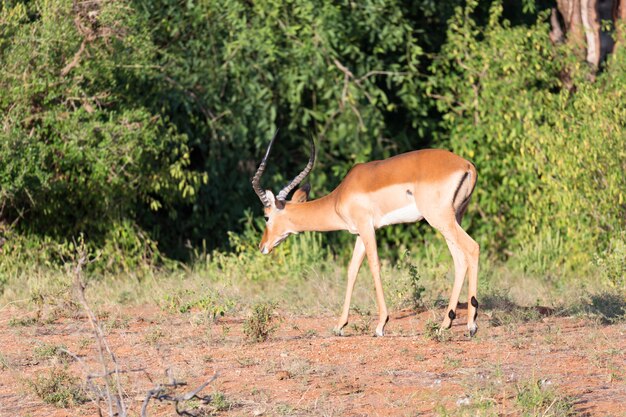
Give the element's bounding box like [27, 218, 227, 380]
[141, 372, 219, 417]
[357, 70, 408, 83]
[61, 38, 88, 77]
[73, 242, 127, 417]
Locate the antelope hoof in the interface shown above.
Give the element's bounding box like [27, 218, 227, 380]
[374, 318, 388, 337]
[468, 323, 478, 338]
[333, 325, 346, 337]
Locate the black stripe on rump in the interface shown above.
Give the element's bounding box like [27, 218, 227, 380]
[452, 171, 469, 206]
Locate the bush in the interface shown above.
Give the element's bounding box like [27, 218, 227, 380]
[1, 0, 624, 278]
[0, 0, 203, 260]
[243, 302, 280, 343]
[429, 1, 626, 271]
[28, 367, 86, 408]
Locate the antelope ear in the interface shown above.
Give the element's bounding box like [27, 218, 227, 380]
[291, 183, 310, 203]
[265, 190, 277, 207]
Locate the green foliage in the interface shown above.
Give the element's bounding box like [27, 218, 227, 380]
[430, 1, 626, 270]
[0, 0, 463, 264]
[243, 301, 280, 342]
[595, 233, 626, 290]
[135, 0, 439, 256]
[0, 0, 204, 257]
[0, 0, 624, 284]
[429, 1, 560, 253]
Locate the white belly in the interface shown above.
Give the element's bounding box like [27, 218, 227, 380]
[377, 203, 423, 228]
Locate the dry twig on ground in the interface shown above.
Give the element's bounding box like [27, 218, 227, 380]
[141, 370, 219, 417]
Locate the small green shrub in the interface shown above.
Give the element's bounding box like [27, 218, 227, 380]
[210, 391, 231, 412]
[243, 302, 279, 343]
[438, 392, 499, 417]
[406, 260, 426, 310]
[28, 367, 86, 408]
[33, 343, 70, 363]
[423, 318, 452, 342]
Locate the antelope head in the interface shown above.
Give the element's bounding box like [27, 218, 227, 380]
[251, 131, 315, 254]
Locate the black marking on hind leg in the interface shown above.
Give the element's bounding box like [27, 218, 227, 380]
[452, 172, 469, 206]
[448, 310, 456, 320]
[406, 189, 413, 196]
[471, 296, 478, 321]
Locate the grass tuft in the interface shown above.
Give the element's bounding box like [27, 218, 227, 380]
[243, 302, 280, 343]
[210, 391, 231, 412]
[515, 379, 576, 417]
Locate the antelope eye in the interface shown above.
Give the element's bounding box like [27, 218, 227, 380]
[264, 216, 269, 221]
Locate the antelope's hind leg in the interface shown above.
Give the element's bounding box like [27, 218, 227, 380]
[440, 235, 468, 330]
[422, 207, 479, 337]
[441, 222, 480, 336]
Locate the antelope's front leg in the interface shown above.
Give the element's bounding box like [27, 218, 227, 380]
[334, 236, 366, 336]
[359, 226, 389, 337]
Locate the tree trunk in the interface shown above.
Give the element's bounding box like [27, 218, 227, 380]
[581, 0, 601, 67]
[614, 0, 626, 50]
[553, 0, 626, 69]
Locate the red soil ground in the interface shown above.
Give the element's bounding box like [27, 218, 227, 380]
[1, 306, 624, 416]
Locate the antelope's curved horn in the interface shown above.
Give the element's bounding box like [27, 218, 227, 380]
[276, 137, 315, 202]
[251, 130, 279, 207]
